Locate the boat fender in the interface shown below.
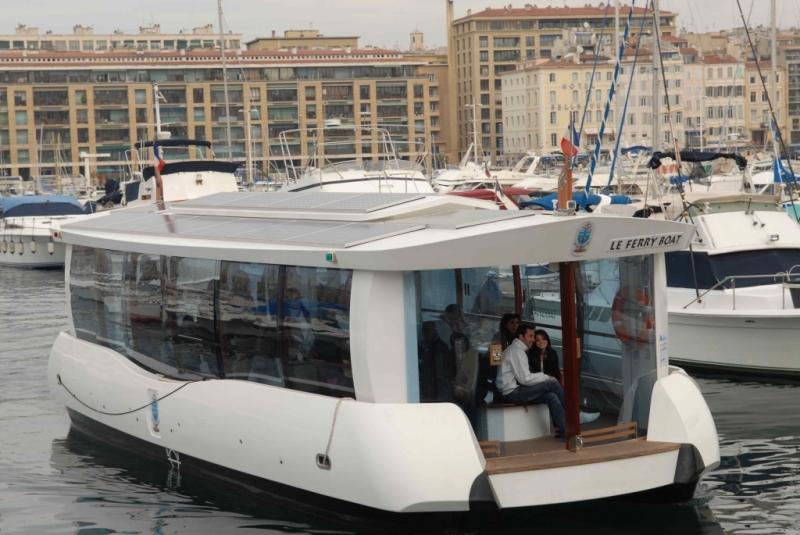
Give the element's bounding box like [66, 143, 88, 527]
[1, 241, 6, 253]
[47, 241, 55, 255]
[30, 240, 36, 254]
[674, 443, 705, 485]
[17, 242, 23, 255]
[611, 286, 654, 346]
[469, 471, 500, 512]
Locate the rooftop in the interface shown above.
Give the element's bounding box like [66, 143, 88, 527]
[455, 4, 673, 21]
[0, 48, 415, 68]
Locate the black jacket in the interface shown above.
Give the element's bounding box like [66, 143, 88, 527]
[528, 347, 561, 383]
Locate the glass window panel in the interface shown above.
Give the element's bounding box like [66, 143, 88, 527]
[523, 256, 657, 431]
[219, 261, 282, 386]
[163, 257, 219, 378]
[281, 266, 354, 398]
[413, 267, 515, 406]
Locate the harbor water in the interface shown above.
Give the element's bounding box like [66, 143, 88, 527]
[1, 267, 799, 534]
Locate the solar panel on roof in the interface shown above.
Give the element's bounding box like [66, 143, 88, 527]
[64, 212, 423, 249]
[178, 191, 426, 213]
[400, 210, 536, 229]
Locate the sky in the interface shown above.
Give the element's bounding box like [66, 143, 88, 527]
[3, 0, 799, 51]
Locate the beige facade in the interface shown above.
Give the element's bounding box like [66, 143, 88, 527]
[0, 24, 242, 52]
[447, 2, 677, 163]
[744, 63, 788, 150]
[0, 49, 449, 179]
[246, 30, 358, 51]
[501, 60, 617, 158]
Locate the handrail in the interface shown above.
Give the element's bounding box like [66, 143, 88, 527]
[682, 272, 799, 310]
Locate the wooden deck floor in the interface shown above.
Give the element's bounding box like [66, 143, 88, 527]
[485, 437, 681, 475]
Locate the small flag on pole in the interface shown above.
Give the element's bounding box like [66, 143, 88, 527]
[153, 144, 166, 172]
[561, 123, 580, 158]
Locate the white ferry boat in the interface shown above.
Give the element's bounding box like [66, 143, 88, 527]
[0, 195, 86, 268]
[48, 191, 718, 528]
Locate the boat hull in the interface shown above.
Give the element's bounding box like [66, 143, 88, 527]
[0, 238, 66, 268]
[49, 332, 717, 522]
[668, 308, 800, 377]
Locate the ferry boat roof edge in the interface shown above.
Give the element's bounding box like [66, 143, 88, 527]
[53, 195, 695, 270]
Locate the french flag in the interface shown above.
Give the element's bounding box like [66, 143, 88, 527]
[153, 144, 166, 173]
[561, 125, 580, 158]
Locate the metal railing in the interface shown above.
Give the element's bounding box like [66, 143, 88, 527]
[682, 265, 800, 310]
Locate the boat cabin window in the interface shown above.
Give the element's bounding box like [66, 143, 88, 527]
[523, 256, 658, 430]
[412, 266, 516, 404]
[69, 246, 355, 398]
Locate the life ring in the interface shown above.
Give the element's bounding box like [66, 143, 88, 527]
[611, 286, 654, 346]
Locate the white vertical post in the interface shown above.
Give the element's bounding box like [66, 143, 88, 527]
[772, 0, 778, 140]
[218, 0, 233, 159]
[153, 83, 162, 136]
[652, 0, 661, 152]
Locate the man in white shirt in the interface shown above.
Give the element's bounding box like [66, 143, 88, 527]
[496, 323, 566, 440]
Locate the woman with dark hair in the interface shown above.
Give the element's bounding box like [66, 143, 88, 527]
[529, 329, 561, 381]
[530, 329, 600, 425]
[492, 313, 520, 350]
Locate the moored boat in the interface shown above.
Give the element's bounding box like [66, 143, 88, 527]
[0, 195, 85, 268]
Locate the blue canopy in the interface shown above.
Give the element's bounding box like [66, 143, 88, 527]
[621, 145, 652, 155]
[520, 192, 633, 209]
[0, 195, 84, 219]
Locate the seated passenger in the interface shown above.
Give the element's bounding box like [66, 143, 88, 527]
[530, 330, 599, 425]
[418, 321, 453, 401]
[497, 323, 567, 440]
[491, 313, 520, 351]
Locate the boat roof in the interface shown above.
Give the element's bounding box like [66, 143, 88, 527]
[0, 195, 84, 219]
[56, 192, 695, 270]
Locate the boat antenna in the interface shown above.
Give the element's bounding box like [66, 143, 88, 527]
[734, 0, 800, 221]
[218, 0, 233, 161]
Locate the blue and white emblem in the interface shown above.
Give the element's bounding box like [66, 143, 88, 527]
[148, 389, 160, 433]
[573, 221, 594, 256]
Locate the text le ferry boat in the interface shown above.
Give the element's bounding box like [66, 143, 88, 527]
[48, 191, 718, 530]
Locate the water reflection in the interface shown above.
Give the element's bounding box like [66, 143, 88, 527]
[49, 428, 723, 535]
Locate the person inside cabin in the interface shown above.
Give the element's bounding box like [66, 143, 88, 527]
[441, 304, 479, 423]
[472, 270, 502, 317]
[492, 313, 520, 351]
[284, 286, 317, 392]
[484, 313, 520, 403]
[418, 320, 454, 401]
[529, 329, 600, 425]
[497, 323, 567, 440]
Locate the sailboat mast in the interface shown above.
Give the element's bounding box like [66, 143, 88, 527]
[471, 96, 479, 165]
[614, 0, 621, 164]
[772, 0, 777, 127]
[652, 0, 661, 152]
[218, 0, 233, 160]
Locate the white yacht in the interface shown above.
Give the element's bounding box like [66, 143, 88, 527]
[120, 138, 240, 206]
[0, 195, 86, 268]
[601, 150, 800, 377]
[49, 191, 718, 526]
[278, 126, 432, 194]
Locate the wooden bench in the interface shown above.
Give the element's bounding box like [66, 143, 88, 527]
[579, 422, 638, 447]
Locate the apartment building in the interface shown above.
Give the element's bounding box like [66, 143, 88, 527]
[696, 55, 747, 151]
[501, 59, 616, 157]
[619, 48, 686, 149]
[0, 24, 242, 52]
[0, 48, 449, 179]
[446, 2, 677, 163]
